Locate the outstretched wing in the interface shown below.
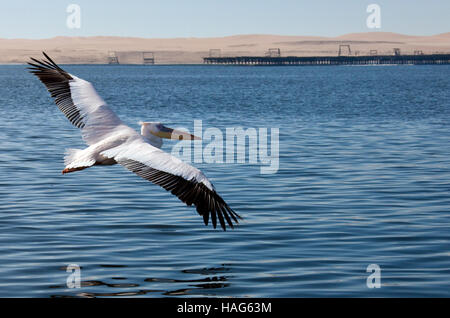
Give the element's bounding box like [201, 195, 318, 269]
[102, 138, 241, 231]
[28, 52, 134, 145]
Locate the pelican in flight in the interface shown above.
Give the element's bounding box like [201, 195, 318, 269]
[28, 52, 240, 231]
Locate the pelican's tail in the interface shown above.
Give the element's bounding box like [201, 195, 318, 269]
[62, 148, 96, 174]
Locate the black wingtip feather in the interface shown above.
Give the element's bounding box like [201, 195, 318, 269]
[211, 209, 217, 229]
[42, 51, 64, 71]
[203, 208, 210, 226]
[27, 53, 84, 129]
[118, 159, 241, 231]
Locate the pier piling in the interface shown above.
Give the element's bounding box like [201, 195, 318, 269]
[204, 54, 450, 66]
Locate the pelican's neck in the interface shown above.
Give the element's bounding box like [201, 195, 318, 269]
[142, 132, 163, 148]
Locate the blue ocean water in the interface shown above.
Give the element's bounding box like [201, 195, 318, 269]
[0, 64, 449, 297]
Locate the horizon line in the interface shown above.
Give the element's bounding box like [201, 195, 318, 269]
[2, 31, 450, 41]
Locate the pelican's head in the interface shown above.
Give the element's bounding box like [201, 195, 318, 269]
[139, 121, 201, 148]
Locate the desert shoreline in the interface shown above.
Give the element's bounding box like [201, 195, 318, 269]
[2, 32, 449, 65]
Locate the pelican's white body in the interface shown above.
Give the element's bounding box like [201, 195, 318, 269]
[64, 133, 129, 169]
[63, 78, 213, 190]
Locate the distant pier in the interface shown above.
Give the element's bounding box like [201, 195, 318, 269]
[203, 54, 450, 66]
[108, 51, 155, 64]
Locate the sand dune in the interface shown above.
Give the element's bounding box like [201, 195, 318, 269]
[1, 32, 449, 64]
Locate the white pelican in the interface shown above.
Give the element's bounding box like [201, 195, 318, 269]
[28, 52, 241, 231]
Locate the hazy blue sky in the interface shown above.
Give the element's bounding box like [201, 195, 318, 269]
[1, 0, 449, 39]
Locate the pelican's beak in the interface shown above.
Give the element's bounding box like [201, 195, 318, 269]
[155, 125, 201, 141]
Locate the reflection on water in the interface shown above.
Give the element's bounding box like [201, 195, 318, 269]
[50, 265, 230, 298]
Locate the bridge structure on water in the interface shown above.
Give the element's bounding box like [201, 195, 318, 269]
[203, 47, 450, 66]
[204, 54, 450, 66]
